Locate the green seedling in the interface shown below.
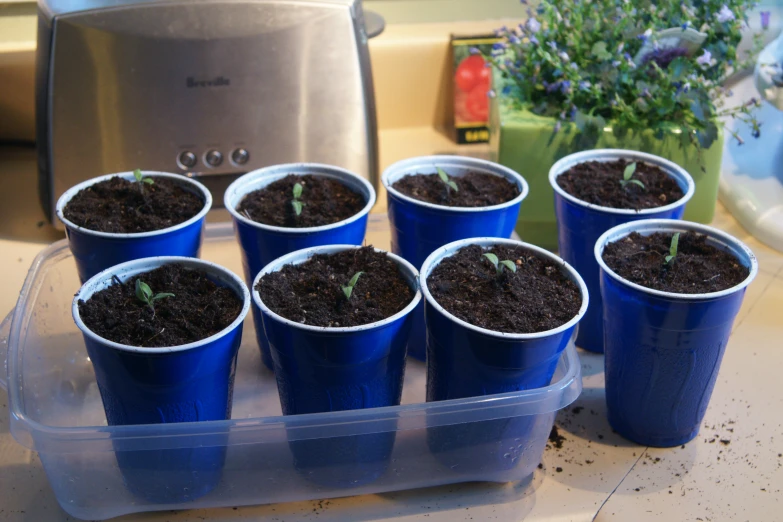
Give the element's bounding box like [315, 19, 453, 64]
[341, 271, 364, 300]
[437, 167, 459, 196]
[291, 182, 305, 216]
[619, 162, 645, 190]
[664, 232, 680, 264]
[135, 279, 174, 314]
[133, 168, 154, 192]
[483, 252, 517, 275]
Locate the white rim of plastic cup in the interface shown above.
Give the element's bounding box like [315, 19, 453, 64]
[253, 245, 422, 333]
[382, 155, 529, 213]
[56, 171, 212, 238]
[594, 219, 759, 300]
[419, 237, 589, 340]
[549, 149, 696, 215]
[73, 256, 251, 354]
[224, 163, 376, 233]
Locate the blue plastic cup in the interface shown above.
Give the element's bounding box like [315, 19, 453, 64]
[595, 219, 758, 447]
[382, 156, 529, 361]
[225, 164, 376, 371]
[72, 257, 251, 502]
[253, 245, 421, 487]
[56, 171, 212, 283]
[420, 237, 588, 473]
[550, 149, 695, 354]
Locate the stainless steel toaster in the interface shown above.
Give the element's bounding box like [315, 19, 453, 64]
[36, 0, 382, 224]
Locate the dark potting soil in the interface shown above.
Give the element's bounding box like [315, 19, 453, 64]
[78, 264, 243, 347]
[601, 232, 750, 293]
[556, 159, 684, 210]
[236, 174, 366, 228]
[391, 171, 519, 207]
[63, 176, 204, 233]
[427, 244, 582, 334]
[256, 246, 414, 328]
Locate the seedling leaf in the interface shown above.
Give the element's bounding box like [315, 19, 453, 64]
[626, 179, 645, 189]
[293, 182, 303, 199]
[665, 232, 680, 265]
[291, 200, 304, 216]
[437, 167, 459, 193]
[500, 260, 517, 273]
[483, 253, 499, 269]
[136, 279, 152, 302]
[341, 271, 364, 300]
[133, 169, 143, 183]
[623, 162, 637, 180]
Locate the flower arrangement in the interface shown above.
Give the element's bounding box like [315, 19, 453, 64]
[481, 0, 769, 155]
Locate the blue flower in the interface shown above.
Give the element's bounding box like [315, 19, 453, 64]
[527, 17, 541, 33]
[469, 47, 480, 55]
[492, 42, 507, 51]
[487, 89, 497, 98]
[558, 51, 570, 62]
[681, 21, 690, 30]
[578, 80, 592, 91]
[696, 49, 712, 67]
[560, 80, 571, 94]
[716, 5, 735, 23]
[553, 120, 562, 133]
[761, 11, 771, 30]
[569, 62, 579, 70]
[612, 60, 621, 67]
[530, 35, 539, 45]
[547, 41, 557, 50]
[752, 127, 761, 138]
[637, 28, 653, 41]
[509, 35, 521, 44]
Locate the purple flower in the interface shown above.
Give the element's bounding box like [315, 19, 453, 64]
[578, 80, 592, 91]
[560, 80, 571, 94]
[569, 62, 579, 70]
[547, 41, 557, 50]
[642, 88, 651, 98]
[487, 89, 496, 98]
[492, 42, 507, 51]
[697, 49, 712, 67]
[509, 34, 521, 44]
[527, 17, 541, 33]
[529, 35, 539, 45]
[612, 60, 621, 67]
[558, 51, 570, 62]
[716, 5, 735, 23]
[761, 11, 771, 30]
[641, 46, 689, 69]
[469, 47, 480, 55]
[682, 21, 691, 30]
[553, 120, 562, 133]
[545, 81, 561, 93]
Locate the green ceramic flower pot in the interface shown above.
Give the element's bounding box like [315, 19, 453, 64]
[488, 98, 723, 250]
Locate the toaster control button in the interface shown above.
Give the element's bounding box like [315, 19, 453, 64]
[231, 148, 249, 166]
[178, 151, 197, 169]
[205, 149, 223, 167]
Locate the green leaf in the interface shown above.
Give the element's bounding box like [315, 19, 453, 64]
[625, 179, 646, 189]
[447, 180, 459, 192]
[666, 232, 680, 264]
[590, 41, 612, 61]
[143, 177, 154, 185]
[293, 182, 303, 199]
[133, 169, 143, 183]
[135, 279, 152, 303]
[482, 252, 499, 269]
[151, 292, 175, 302]
[623, 162, 637, 180]
[291, 200, 304, 216]
[348, 271, 364, 288]
[341, 271, 364, 300]
[437, 167, 450, 183]
[500, 260, 517, 273]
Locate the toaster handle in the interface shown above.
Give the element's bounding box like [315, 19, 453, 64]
[0, 311, 9, 391]
[364, 10, 385, 39]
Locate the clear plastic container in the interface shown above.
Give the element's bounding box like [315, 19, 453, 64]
[0, 215, 582, 520]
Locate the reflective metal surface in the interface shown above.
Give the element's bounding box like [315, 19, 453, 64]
[37, 0, 380, 226]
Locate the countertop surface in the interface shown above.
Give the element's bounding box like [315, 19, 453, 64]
[0, 133, 781, 521]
